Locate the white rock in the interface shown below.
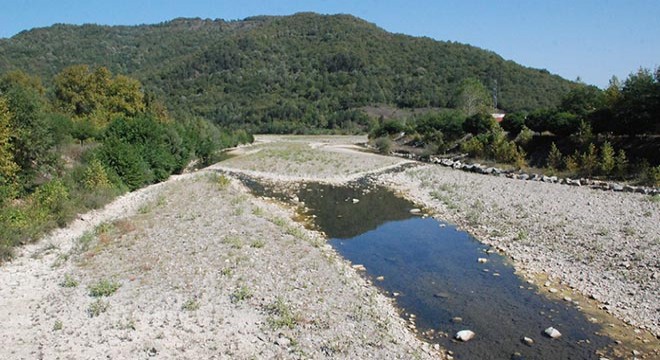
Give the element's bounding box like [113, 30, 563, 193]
[477, 258, 488, 264]
[544, 327, 562, 339]
[352, 198, 360, 204]
[523, 336, 534, 345]
[455, 330, 475, 342]
[409, 208, 421, 214]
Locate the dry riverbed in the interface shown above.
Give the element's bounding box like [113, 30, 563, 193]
[2, 135, 658, 359]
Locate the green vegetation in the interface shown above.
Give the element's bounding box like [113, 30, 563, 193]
[87, 299, 110, 317]
[88, 278, 121, 297]
[230, 285, 253, 304]
[266, 297, 300, 329]
[0, 13, 572, 134]
[181, 298, 201, 311]
[60, 274, 79, 288]
[0, 67, 251, 261]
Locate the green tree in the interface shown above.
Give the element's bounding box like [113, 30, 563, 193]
[580, 143, 598, 177]
[0, 97, 19, 202]
[454, 78, 491, 117]
[614, 149, 628, 178]
[599, 141, 615, 175]
[547, 142, 563, 171]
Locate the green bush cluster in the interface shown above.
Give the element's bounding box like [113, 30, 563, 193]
[0, 68, 253, 261]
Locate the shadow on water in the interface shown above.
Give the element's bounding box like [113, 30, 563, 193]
[239, 177, 614, 360]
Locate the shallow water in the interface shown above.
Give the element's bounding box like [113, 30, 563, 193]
[241, 178, 614, 359]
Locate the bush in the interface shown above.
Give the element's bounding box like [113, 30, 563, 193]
[546, 142, 563, 170]
[460, 136, 485, 158]
[374, 136, 393, 154]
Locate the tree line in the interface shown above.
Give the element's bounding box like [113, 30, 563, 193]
[0, 66, 251, 260]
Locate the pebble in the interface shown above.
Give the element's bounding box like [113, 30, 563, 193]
[351, 264, 366, 271]
[276, 336, 291, 347]
[451, 317, 463, 323]
[544, 327, 562, 339]
[455, 330, 475, 342]
[549, 288, 558, 294]
[563, 296, 572, 302]
[375, 276, 384, 281]
[477, 258, 488, 264]
[522, 336, 534, 345]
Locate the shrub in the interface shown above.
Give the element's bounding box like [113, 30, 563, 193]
[88, 278, 121, 297]
[374, 136, 393, 154]
[460, 136, 485, 158]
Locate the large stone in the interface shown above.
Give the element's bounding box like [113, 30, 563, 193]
[455, 330, 475, 342]
[544, 326, 562, 339]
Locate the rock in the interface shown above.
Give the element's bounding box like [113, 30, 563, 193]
[611, 183, 624, 191]
[519, 173, 529, 181]
[433, 344, 441, 351]
[522, 336, 534, 346]
[548, 288, 558, 294]
[563, 296, 572, 302]
[542, 175, 553, 183]
[451, 317, 463, 323]
[544, 327, 562, 339]
[455, 330, 475, 342]
[482, 167, 495, 175]
[433, 292, 449, 299]
[351, 264, 366, 271]
[376, 276, 384, 281]
[276, 336, 291, 347]
[409, 208, 421, 214]
[352, 198, 360, 204]
[477, 258, 488, 263]
[566, 178, 581, 186]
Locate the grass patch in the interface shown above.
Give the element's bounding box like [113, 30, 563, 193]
[181, 298, 201, 311]
[250, 239, 265, 248]
[60, 274, 79, 288]
[220, 267, 233, 276]
[53, 320, 63, 331]
[88, 278, 121, 297]
[266, 297, 299, 329]
[223, 235, 243, 249]
[87, 299, 110, 317]
[230, 285, 253, 304]
[208, 173, 231, 189]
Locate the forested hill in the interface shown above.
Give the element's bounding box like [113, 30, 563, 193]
[0, 13, 575, 132]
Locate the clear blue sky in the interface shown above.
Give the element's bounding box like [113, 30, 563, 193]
[1, 0, 658, 88]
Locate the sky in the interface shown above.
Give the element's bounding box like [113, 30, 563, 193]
[1, 0, 658, 88]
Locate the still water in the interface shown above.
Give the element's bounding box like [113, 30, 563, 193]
[241, 177, 614, 359]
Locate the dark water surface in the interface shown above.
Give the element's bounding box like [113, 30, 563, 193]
[241, 177, 614, 359]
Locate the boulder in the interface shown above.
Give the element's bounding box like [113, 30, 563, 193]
[519, 173, 529, 180]
[455, 330, 475, 342]
[544, 327, 562, 339]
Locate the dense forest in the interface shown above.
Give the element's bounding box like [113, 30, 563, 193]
[0, 13, 574, 133]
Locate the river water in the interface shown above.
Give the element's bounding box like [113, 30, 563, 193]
[241, 177, 614, 359]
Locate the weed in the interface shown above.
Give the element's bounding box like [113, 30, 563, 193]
[87, 299, 110, 317]
[220, 267, 233, 276]
[621, 227, 636, 236]
[53, 320, 63, 331]
[649, 194, 660, 203]
[208, 173, 231, 189]
[223, 235, 243, 249]
[116, 318, 136, 330]
[515, 230, 528, 241]
[88, 278, 121, 297]
[272, 217, 287, 227]
[266, 297, 299, 329]
[60, 274, 79, 288]
[230, 285, 253, 304]
[138, 204, 151, 214]
[77, 231, 95, 252]
[51, 253, 69, 268]
[250, 239, 265, 248]
[181, 298, 201, 311]
[95, 222, 113, 235]
[156, 195, 166, 207]
[252, 207, 264, 216]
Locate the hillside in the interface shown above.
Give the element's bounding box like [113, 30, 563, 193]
[0, 13, 574, 132]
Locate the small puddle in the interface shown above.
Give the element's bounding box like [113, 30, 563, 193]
[239, 177, 615, 359]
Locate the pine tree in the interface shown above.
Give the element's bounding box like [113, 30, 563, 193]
[614, 149, 628, 178]
[580, 143, 598, 177]
[546, 142, 563, 171]
[599, 141, 615, 175]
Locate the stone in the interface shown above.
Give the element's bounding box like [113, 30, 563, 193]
[409, 208, 421, 214]
[522, 336, 534, 346]
[351, 264, 366, 271]
[455, 330, 475, 342]
[451, 317, 463, 323]
[519, 173, 529, 181]
[611, 183, 624, 191]
[477, 258, 488, 264]
[352, 198, 360, 204]
[276, 336, 291, 347]
[544, 327, 562, 339]
[376, 276, 384, 281]
[549, 288, 558, 294]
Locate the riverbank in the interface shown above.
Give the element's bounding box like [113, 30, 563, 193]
[377, 165, 659, 340]
[0, 168, 438, 359]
